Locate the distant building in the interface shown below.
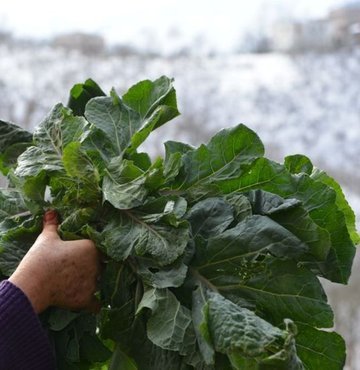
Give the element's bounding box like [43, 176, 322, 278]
[299, 19, 333, 51]
[271, 19, 333, 52]
[271, 21, 302, 52]
[328, 1, 360, 47]
[271, 1, 360, 52]
[52, 32, 106, 55]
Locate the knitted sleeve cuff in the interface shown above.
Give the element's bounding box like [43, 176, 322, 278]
[0, 280, 55, 370]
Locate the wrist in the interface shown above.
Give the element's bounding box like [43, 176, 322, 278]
[9, 268, 51, 314]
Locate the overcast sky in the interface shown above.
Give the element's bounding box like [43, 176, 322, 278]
[0, 0, 348, 52]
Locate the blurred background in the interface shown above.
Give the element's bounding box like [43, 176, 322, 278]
[0, 0, 359, 368]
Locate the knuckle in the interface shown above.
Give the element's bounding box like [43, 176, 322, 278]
[83, 239, 96, 250]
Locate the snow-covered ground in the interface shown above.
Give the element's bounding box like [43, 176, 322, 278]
[0, 42, 359, 367]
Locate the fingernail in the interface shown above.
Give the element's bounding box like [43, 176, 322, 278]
[44, 210, 57, 222]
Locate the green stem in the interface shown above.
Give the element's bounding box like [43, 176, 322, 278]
[189, 266, 219, 293]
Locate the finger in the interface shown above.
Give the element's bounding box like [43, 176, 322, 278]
[67, 239, 107, 265]
[42, 210, 60, 237]
[70, 238, 97, 250]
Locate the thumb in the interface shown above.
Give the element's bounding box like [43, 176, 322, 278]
[42, 210, 60, 237]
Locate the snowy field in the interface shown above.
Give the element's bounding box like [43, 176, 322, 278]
[0, 42, 359, 368]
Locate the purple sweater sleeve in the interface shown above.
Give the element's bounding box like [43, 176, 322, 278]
[0, 280, 56, 370]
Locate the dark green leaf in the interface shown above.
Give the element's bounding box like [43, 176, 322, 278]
[295, 323, 346, 370]
[85, 91, 140, 156]
[62, 142, 101, 204]
[101, 211, 190, 266]
[0, 120, 33, 175]
[80, 334, 112, 363]
[137, 288, 192, 351]
[170, 124, 264, 194]
[0, 142, 33, 175]
[192, 285, 215, 365]
[34, 104, 89, 149]
[14, 145, 63, 177]
[206, 292, 303, 369]
[186, 197, 234, 239]
[137, 258, 188, 288]
[193, 251, 333, 330]
[215, 157, 356, 283]
[14, 104, 89, 178]
[137, 196, 187, 226]
[224, 193, 252, 223]
[109, 345, 138, 370]
[248, 190, 331, 262]
[0, 216, 41, 275]
[0, 189, 27, 222]
[102, 159, 151, 210]
[164, 140, 194, 159]
[284, 155, 313, 175]
[59, 208, 97, 236]
[195, 215, 309, 269]
[68, 79, 106, 116]
[122, 76, 177, 120]
[311, 168, 360, 245]
[48, 308, 80, 331]
[127, 152, 152, 172]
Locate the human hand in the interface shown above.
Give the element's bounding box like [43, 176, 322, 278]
[9, 210, 101, 314]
